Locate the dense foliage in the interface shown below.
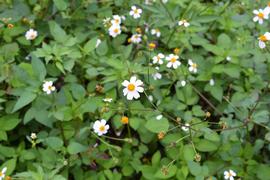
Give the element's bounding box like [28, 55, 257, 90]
[0, 0, 270, 179]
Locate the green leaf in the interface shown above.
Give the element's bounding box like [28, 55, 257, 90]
[12, 91, 37, 112]
[67, 141, 88, 154]
[83, 37, 98, 54]
[53, 0, 68, 11]
[48, 21, 68, 43]
[0, 115, 20, 131]
[183, 145, 195, 162]
[45, 137, 63, 151]
[196, 139, 219, 152]
[1, 158, 17, 176]
[145, 118, 169, 133]
[187, 161, 202, 176]
[31, 56, 46, 81]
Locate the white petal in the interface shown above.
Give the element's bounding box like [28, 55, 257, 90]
[133, 91, 140, 99]
[167, 62, 172, 68]
[136, 86, 144, 92]
[259, 41, 266, 48]
[127, 92, 134, 100]
[253, 16, 258, 22]
[123, 88, 128, 96]
[130, 76, 137, 83]
[122, 80, 129, 87]
[135, 79, 143, 86]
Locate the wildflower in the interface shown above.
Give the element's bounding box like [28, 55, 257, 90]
[42, 81, 56, 94]
[181, 123, 190, 131]
[180, 80, 186, 87]
[174, 48, 180, 54]
[148, 42, 156, 49]
[178, 19, 190, 27]
[156, 115, 163, 120]
[122, 76, 144, 100]
[225, 56, 231, 62]
[130, 34, 142, 44]
[188, 59, 198, 73]
[129, 5, 142, 19]
[194, 153, 201, 162]
[121, 16, 126, 21]
[96, 39, 101, 48]
[0, 167, 7, 180]
[121, 116, 129, 124]
[166, 54, 181, 69]
[224, 170, 236, 180]
[152, 53, 165, 65]
[209, 79, 215, 86]
[253, 9, 268, 24]
[158, 132, 165, 139]
[31, 133, 37, 139]
[258, 32, 270, 49]
[103, 98, 113, 103]
[205, 111, 211, 118]
[109, 24, 121, 38]
[111, 15, 121, 25]
[7, 23, 14, 29]
[265, 3, 270, 14]
[93, 119, 109, 136]
[151, 29, 161, 37]
[148, 95, 153, 102]
[136, 27, 142, 34]
[25, 28, 38, 40]
[153, 72, 162, 80]
[103, 17, 111, 27]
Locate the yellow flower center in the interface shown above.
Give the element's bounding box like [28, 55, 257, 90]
[268, 2, 270, 7]
[148, 43, 156, 49]
[114, 28, 119, 33]
[134, 9, 138, 14]
[128, 83, 135, 91]
[170, 57, 177, 63]
[259, 35, 267, 41]
[48, 85, 53, 91]
[99, 125, 105, 132]
[258, 12, 264, 19]
[192, 63, 197, 68]
[115, 19, 119, 24]
[121, 116, 129, 124]
[0, 172, 2, 176]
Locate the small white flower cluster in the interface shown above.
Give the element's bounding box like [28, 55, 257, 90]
[42, 81, 56, 94]
[129, 6, 142, 19]
[224, 170, 236, 180]
[253, 3, 270, 49]
[151, 28, 161, 38]
[108, 15, 125, 38]
[130, 33, 142, 44]
[178, 19, 190, 27]
[0, 167, 7, 180]
[25, 28, 38, 40]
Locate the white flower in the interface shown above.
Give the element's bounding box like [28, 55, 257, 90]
[129, 6, 142, 19]
[156, 115, 163, 120]
[181, 80, 186, 87]
[178, 20, 190, 27]
[253, 9, 268, 24]
[103, 98, 113, 103]
[96, 39, 101, 48]
[188, 59, 198, 73]
[258, 32, 270, 49]
[111, 15, 121, 25]
[122, 76, 144, 100]
[224, 170, 236, 180]
[42, 81, 56, 94]
[152, 53, 165, 64]
[162, 0, 168, 3]
[265, 3, 270, 14]
[109, 24, 121, 38]
[153, 72, 162, 80]
[226, 56, 231, 61]
[151, 29, 161, 37]
[0, 167, 7, 180]
[209, 79, 215, 86]
[103, 17, 111, 26]
[25, 29, 38, 40]
[148, 95, 153, 102]
[166, 54, 181, 69]
[130, 34, 142, 44]
[93, 119, 109, 136]
[181, 123, 190, 131]
[30, 133, 37, 139]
